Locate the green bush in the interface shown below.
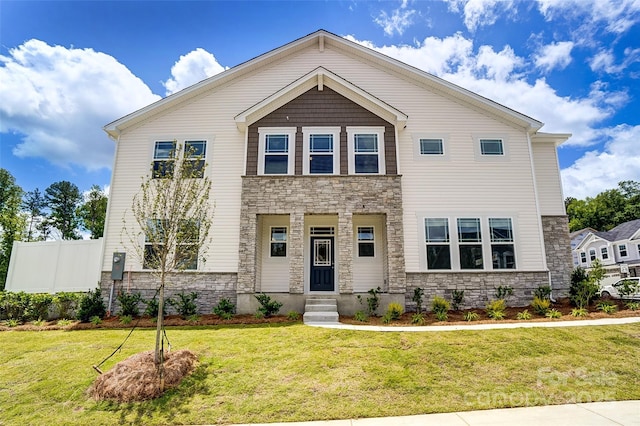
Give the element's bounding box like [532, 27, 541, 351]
[571, 308, 589, 317]
[516, 309, 532, 320]
[431, 296, 450, 322]
[143, 297, 167, 318]
[0, 291, 31, 321]
[411, 312, 425, 325]
[381, 312, 393, 324]
[354, 310, 368, 322]
[494, 286, 513, 300]
[213, 298, 236, 318]
[119, 315, 132, 325]
[531, 296, 551, 315]
[54, 292, 81, 319]
[486, 299, 506, 320]
[286, 311, 300, 321]
[116, 291, 142, 317]
[625, 301, 640, 311]
[89, 315, 102, 325]
[545, 308, 562, 319]
[27, 293, 53, 321]
[357, 287, 381, 317]
[533, 285, 552, 300]
[254, 293, 282, 317]
[5, 318, 20, 327]
[451, 289, 465, 311]
[597, 301, 617, 314]
[412, 288, 424, 314]
[463, 311, 479, 322]
[76, 288, 106, 322]
[570, 261, 603, 308]
[168, 292, 199, 319]
[385, 302, 404, 320]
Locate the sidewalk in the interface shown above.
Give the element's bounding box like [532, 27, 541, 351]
[227, 400, 640, 425]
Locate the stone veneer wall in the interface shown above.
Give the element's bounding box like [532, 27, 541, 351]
[541, 215, 572, 298]
[237, 175, 406, 299]
[405, 271, 549, 311]
[100, 272, 236, 315]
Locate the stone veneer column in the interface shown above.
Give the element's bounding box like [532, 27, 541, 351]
[289, 211, 305, 293]
[386, 212, 406, 294]
[338, 211, 353, 293]
[237, 211, 257, 294]
[541, 215, 572, 298]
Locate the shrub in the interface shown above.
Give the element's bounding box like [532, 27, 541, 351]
[431, 296, 450, 322]
[213, 298, 236, 318]
[570, 261, 603, 308]
[286, 311, 300, 321]
[116, 292, 142, 317]
[533, 285, 552, 300]
[119, 315, 132, 325]
[187, 314, 200, 323]
[254, 311, 265, 319]
[531, 296, 551, 315]
[625, 301, 640, 311]
[545, 309, 562, 319]
[412, 288, 424, 314]
[57, 318, 73, 326]
[254, 293, 282, 317]
[571, 308, 588, 317]
[516, 309, 532, 320]
[354, 310, 368, 322]
[143, 297, 167, 318]
[0, 291, 31, 321]
[5, 318, 20, 327]
[54, 292, 81, 319]
[31, 319, 46, 326]
[597, 301, 617, 314]
[357, 287, 381, 317]
[27, 293, 53, 321]
[486, 299, 506, 320]
[411, 313, 425, 325]
[89, 315, 102, 325]
[434, 311, 448, 322]
[76, 288, 106, 322]
[168, 292, 199, 319]
[463, 311, 479, 322]
[494, 286, 513, 300]
[381, 312, 393, 324]
[451, 289, 465, 311]
[385, 302, 404, 320]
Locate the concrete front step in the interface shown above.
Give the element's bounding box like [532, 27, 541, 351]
[303, 297, 339, 324]
[305, 298, 337, 306]
[303, 311, 339, 324]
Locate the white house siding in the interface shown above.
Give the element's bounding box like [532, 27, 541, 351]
[352, 214, 385, 292]
[531, 142, 565, 215]
[259, 215, 290, 292]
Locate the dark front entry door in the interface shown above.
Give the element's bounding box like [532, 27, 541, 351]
[310, 236, 335, 291]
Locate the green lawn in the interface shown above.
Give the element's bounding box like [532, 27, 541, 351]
[1, 323, 639, 425]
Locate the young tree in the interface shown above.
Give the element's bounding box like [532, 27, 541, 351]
[0, 169, 25, 289]
[22, 188, 47, 241]
[45, 181, 82, 240]
[123, 142, 212, 389]
[77, 185, 108, 239]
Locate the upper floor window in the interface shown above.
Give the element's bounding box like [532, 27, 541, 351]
[589, 248, 597, 261]
[302, 127, 340, 175]
[480, 139, 504, 155]
[347, 127, 385, 175]
[357, 226, 375, 257]
[184, 140, 206, 178]
[601, 247, 609, 260]
[580, 252, 587, 263]
[153, 141, 176, 178]
[420, 138, 444, 155]
[489, 218, 515, 269]
[270, 227, 287, 257]
[619, 244, 628, 257]
[258, 127, 296, 175]
[152, 140, 207, 179]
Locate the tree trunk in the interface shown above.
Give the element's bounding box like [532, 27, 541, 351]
[155, 280, 165, 392]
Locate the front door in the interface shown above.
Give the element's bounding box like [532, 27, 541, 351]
[310, 236, 335, 291]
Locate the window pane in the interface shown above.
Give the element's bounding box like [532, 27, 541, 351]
[154, 141, 176, 159]
[492, 244, 515, 269]
[152, 160, 174, 178]
[457, 218, 481, 242]
[264, 155, 288, 174]
[354, 154, 379, 173]
[601, 247, 608, 259]
[489, 218, 513, 242]
[144, 244, 162, 269]
[145, 219, 166, 243]
[589, 249, 596, 261]
[176, 245, 198, 270]
[178, 220, 199, 243]
[183, 159, 205, 178]
[358, 242, 375, 257]
[185, 140, 206, 157]
[354, 134, 378, 152]
[425, 218, 449, 242]
[427, 245, 451, 269]
[619, 244, 627, 256]
[271, 227, 287, 242]
[310, 155, 333, 174]
[420, 139, 443, 155]
[270, 242, 286, 257]
[358, 227, 374, 241]
[310, 135, 332, 152]
[266, 135, 288, 153]
[460, 245, 483, 269]
[480, 139, 504, 155]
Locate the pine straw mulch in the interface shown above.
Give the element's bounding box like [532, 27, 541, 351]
[88, 349, 197, 402]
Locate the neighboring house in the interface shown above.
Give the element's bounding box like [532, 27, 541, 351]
[101, 30, 572, 314]
[570, 227, 597, 266]
[573, 219, 640, 279]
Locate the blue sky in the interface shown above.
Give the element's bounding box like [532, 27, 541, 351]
[1, 0, 639, 199]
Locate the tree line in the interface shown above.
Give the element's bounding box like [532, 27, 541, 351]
[565, 180, 640, 232]
[0, 168, 107, 289]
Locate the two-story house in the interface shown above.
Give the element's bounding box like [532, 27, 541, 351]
[101, 30, 572, 315]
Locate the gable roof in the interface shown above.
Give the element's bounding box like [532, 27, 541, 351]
[104, 29, 547, 139]
[594, 219, 640, 242]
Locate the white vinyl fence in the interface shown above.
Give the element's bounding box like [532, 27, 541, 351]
[6, 238, 103, 293]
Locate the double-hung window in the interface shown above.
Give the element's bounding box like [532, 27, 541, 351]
[176, 219, 200, 270]
[580, 252, 587, 263]
[347, 127, 385, 174]
[425, 218, 451, 269]
[258, 128, 296, 175]
[601, 247, 609, 260]
[619, 244, 628, 257]
[357, 226, 375, 257]
[144, 219, 199, 270]
[183, 140, 206, 178]
[589, 249, 597, 261]
[153, 141, 176, 178]
[457, 218, 483, 269]
[144, 219, 166, 269]
[302, 127, 340, 175]
[489, 218, 515, 269]
[270, 227, 287, 257]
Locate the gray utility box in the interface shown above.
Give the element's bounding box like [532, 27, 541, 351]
[111, 252, 126, 280]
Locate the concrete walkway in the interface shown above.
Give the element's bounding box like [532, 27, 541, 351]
[226, 401, 640, 425]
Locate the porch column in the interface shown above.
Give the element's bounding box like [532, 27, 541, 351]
[338, 211, 353, 293]
[289, 211, 305, 293]
[237, 212, 257, 294]
[386, 211, 406, 294]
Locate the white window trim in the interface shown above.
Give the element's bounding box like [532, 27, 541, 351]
[258, 127, 296, 175]
[356, 225, 376, 258]
[269, 226, 288, 258]
[347, 126, 386, 175]
[412, 133, 449, 160]
[302, 127, 341, 175]
[473, 135, 509, 161]
[149, 136, 213, 179]
[618, 244, 628, 258]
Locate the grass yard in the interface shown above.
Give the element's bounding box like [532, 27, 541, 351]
[1, 323, 639, 425]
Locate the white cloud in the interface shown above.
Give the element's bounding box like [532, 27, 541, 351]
[162, 48, 227, 96]
[561, 125, 640, 198]
[446, 0, 516, 32]
[537, 0, 640, 34]
[0, 39, 160, 170]
[374, 0, 418, 36]
[534, 41, 574, 72]
[589, 47, 640, 74]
